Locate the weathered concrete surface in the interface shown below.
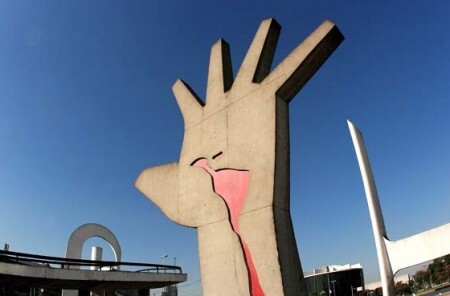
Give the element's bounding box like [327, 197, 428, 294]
[348, 120, 450, 296]
[136, 18, 343, 296]
[0, 262, 186, 290]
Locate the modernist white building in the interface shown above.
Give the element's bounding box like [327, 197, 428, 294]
[304, 264, 365, 296]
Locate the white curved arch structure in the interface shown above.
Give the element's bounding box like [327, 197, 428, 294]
[63, 223, 122, 296]
[65, 223, 122, 268]
[348, 120, 450, 296]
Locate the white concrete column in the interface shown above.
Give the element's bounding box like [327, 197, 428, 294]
[347, 120, 395, 296]
[90, 246, 103, 271]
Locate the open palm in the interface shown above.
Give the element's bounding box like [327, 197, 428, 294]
[136, 18, 343, 296]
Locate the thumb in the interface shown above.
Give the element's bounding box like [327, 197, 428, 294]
[135, 162, 180, 223]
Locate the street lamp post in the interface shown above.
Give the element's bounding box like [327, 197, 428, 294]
[161, 254, 168, 264]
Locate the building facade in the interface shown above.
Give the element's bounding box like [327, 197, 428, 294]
[304, 264, 365, 296]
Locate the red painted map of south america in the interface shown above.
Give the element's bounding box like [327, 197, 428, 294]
[192, 157, 265, 296]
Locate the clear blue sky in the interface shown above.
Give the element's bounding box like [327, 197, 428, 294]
[0, 1, 449, 295]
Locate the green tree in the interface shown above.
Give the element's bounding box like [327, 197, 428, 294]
[374, 287, 383, 296]
[412, 254, 450, 291]
[413, 270, 430, 291]
[428, 254, 450, 285]
[394, 282, 411, 295]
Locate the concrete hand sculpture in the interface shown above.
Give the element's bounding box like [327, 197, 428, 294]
[136, 18, 343, 296]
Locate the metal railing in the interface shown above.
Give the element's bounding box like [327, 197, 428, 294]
[0, 250, 182, 274]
